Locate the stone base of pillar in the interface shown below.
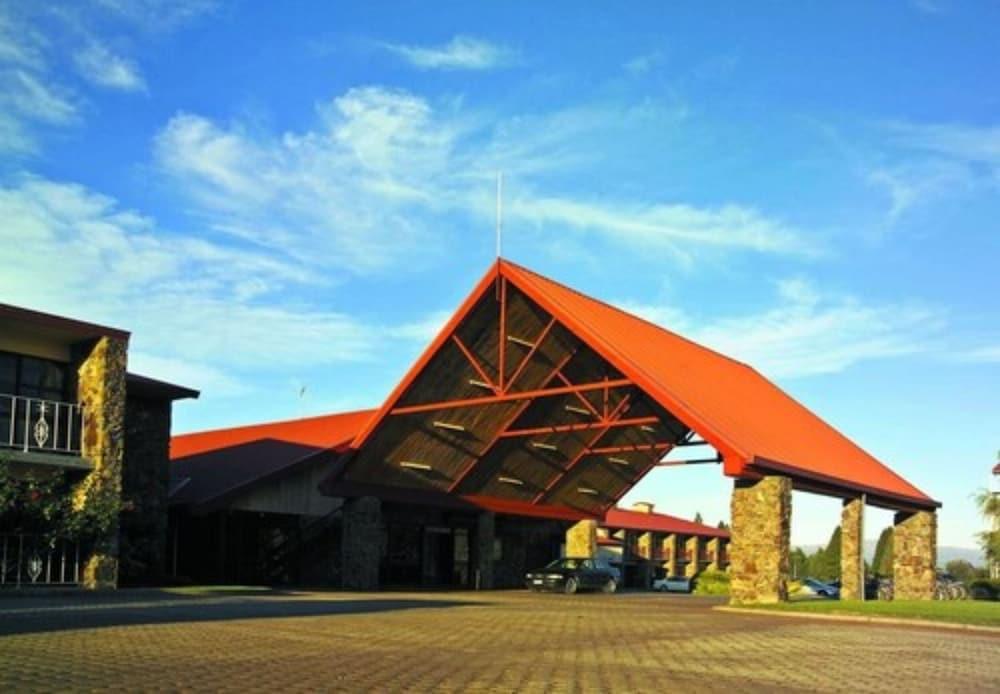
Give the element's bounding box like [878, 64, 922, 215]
[893, 510, 937, 600]
[684, 536, 700, 579]
[840, 497, 865, 600]
[565, 519, 597, 558]
[82, 554, 119, 590]
[341, 496, 384, 590]
[729, 476, 791, 605]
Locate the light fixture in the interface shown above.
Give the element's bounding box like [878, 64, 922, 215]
[468, 379, 493, 390]
[564, 405, 592, 416]
[641, 425, 657, 433]
[577, 487, 599, 495]
[506, 335, 535, 348]
[499, 475, 524, 486]
[608, 457, 630, 466]
[399, 461, 432, 471]
[531, 442, 558, 452]
[432, 420, 466, 432]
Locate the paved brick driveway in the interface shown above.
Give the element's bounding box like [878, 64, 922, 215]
[1, 589, 997, 692]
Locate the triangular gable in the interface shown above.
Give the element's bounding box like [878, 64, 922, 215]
[341, 260, 936, 514]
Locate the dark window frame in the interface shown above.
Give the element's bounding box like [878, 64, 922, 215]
[0, 350, 70, 402]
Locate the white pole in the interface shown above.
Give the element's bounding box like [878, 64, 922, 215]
[496, 171, 503, 259]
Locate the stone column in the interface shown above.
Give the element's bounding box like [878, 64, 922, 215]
[729, 476, 791, 605]
[341, 496, 384, 590]
[475, 511, 495, 589]
[74, 336, 128, 589]
[565, 519, 597, 558]
[706, 537, 721, 572]
[893, 510, 937, 600]
[684, 536, 700, 578]
[840, 497, 865, 600]
[661, 533, 678, 576]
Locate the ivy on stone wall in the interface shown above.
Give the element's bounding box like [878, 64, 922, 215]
[0, 454, 121, 546]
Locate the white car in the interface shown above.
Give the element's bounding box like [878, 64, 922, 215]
[653, 576, 692, 593]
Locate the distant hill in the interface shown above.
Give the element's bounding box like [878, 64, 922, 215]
[792, 542, 984, 567]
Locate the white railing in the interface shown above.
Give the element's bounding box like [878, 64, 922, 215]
[0, 534, 82, 587]
[0, 394, 83, 456]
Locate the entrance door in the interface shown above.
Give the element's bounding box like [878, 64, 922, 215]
[422, 527, 453, 587]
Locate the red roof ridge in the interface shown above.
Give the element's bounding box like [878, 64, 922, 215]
[499, 259, 750, 370]
[173, 408, 377, 441]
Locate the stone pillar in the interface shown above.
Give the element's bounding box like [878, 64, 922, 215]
[661, 533, 678, 576]
[893, 510, 937, 600]
[74, 336, 128, 589]
[684, 536, 700, 578]
[341, 496, 384, 590]
[840, 497, 865, 600]
[729, 476, 791, 605]
[706, 537, 721, 572]
[565, 519, 597, 558]
[475, 511, 495, 589]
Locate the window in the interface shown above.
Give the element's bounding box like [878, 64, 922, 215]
[0, 352, 68, 401]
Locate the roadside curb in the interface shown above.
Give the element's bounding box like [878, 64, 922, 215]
[714, 605, 1000, 634]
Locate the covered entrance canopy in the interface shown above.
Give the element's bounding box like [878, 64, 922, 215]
[323, 260, 937, 518]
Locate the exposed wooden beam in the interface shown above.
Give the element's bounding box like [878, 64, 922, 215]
[447, 350, 578, 493]
[498, 416, 660, 439]
[498, 277, 507, 391]
[655, 456, 722, 467]
[532, 395, 634, 504]
[554, 370, 602, 419]
[505, 317, 556, 393]
[588, 442, 671, 455]
[390, 378, 633, 415]
[451, 335, 497, 394]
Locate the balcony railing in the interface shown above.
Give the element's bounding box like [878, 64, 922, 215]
[0, 394, 83, 456]
[1, 534, 82, 587]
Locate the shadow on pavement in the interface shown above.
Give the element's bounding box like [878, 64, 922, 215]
[0, 591, 482, 637]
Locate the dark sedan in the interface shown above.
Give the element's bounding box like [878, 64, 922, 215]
[525, 558, 618, 594]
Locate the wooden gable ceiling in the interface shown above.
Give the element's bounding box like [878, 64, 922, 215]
[341, 275, 697, 516]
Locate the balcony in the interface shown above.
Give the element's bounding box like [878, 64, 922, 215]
[0, 394, 87, 467]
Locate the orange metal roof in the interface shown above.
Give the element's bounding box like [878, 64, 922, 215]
[603, 507, 730, 539]
[351, 260, 936, 511]
[499, 261, 936, 509]
[171, 409, 376, 460]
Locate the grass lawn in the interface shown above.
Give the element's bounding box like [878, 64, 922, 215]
[738, 599, 1000, 627]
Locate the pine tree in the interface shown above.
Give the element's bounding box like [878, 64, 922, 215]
[694, 511, 703, 524]
[871, 526, 893, 578]
[821, 526, 842, 581]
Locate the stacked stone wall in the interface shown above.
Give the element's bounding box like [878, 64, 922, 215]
[893, 510, 937, 600]
[74, 336, 128, 589]
[341, 496, 385, 590]
[565, 519, 597, 558]
[729, 476, 791, 604]
[840, 498, 864, 600]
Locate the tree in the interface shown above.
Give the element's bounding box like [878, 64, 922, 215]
[871, 526, 894, 577]
[945, 559, 976, 582]
[973, 487, 1000, 573]
[790, 547, 808, 579]
[717, 520, 729, 530]
[694, 512, 703, 525]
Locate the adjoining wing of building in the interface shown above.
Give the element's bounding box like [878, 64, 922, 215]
[1, 303, 197, 589]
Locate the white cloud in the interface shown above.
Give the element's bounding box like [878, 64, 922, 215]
[620, 278, 943, 379]
[957, 346, 1000, 363]
[93, 0, 218, 30]
[74, 41, 147, 92]
[0, 174, 443, 395]
[888, 121, 1000, 166]
[386, 309, 452, 342]
[380, 35, 518, 71]
[3, 70, 77, 124]
[623, 51, 663, 76]
[155, 85, 818, 277]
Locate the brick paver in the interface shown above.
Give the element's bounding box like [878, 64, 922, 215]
[1, 590, 997, 692]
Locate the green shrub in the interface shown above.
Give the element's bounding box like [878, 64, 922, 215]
[968, 579, 1000, 601]
[693, 569, 730, 596]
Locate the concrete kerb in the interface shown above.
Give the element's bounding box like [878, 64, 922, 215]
[714, 605, 1000, 635]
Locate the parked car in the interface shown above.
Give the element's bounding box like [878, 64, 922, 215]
[800, 578, 839, 598]
[652, 576, 692, 593]
[525, 558, 618, 594]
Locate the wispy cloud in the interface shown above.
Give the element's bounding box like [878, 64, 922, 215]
[620, 278, 943, 379]
[93, 0, 219, 30]
[155, 85, 819, 276]
[0, 174, 442, 395]
[380, 35, 518, 71]
[956, 345, 1000, 363]
[887, 121, 1000, 166]
[623, 51, 663, 76]
[74, 40, 147, 92]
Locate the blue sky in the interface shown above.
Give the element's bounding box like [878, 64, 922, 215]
[1, 1, 998, 551]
